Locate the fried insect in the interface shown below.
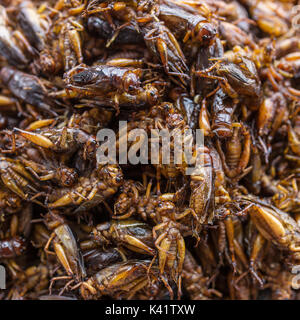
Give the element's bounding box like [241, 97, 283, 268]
[82, 247, 126, 276]
[216, 123, 252, 180]
[6, 264, 49, 299]
[242, 198, 300, 259]
[241, 0, 291, 36]
[58, 18, 84, 71]
[0, 157, 39, 200]
[257, 92, 287, 141]
[0, 186, 22, 215]
[89, 219, 156, 256]
[43, 212, 86, 283]
[80, 259, 162, 299]
[189, 146, 214, 224]
[14, 127, 98, 160]
[158, 0, 217, 47]
[17, 1, 49, 52]
[0, 5, 28, 68]
[0, 236, 26, 259]
[194, 54, 262, 106]
[66, 64, 142, 96]
[211, 88, 235, 138]
[19, 148, 78, 187]
[48, 165, 123, 212]
[140, 20, 189, 85]
[87, 15, 144, 45]
[182, 250, 221, 300]
[0, 0, 299, 301]
[0, 67, 57, 116]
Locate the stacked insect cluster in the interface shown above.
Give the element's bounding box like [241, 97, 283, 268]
[0, 0, 299, 300]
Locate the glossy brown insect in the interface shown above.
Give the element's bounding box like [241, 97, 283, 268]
[0, 0, 298, 301]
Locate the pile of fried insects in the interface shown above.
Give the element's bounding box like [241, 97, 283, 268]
[0, 0, 299, 300]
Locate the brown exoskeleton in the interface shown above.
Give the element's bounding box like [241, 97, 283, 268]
[257, 92, 287, 142]
[219, 22, 256, 50]
[57, 17, 84, 71]
[275, 36, 300, 59]
[152, 216, 187, 298]
[140, 20, 189, 85]
[80, 259, 164, 299]
[210, 145, 231, 205]
[116, 103, 188, 185]
[286, 120, 300, 158]
[216, 123, 252, 180]
[189, 146, 214, 224]
[242, 197, 300, 260]
[0, 5, 29, 68]
[158, 0, 217, 47]
[67, 108, 113, 135]
[82, 246, 127, 276]
[215, 215, 250, 275]
[5, 263, 50, 299]
[43, 211, 87, 293]
[227, 269, 253, 300]
[18, 147, 78, 188]
[113, 180, 194, 297]
[13, 126, 98, 161]
[16, 1, 50, 52]
[190, 37, 224, 97]
[48, 165, 123, 212]
[0, 67, 58, 116]
[211, 88, 236, 138]
[198, 96, 211, 136]
[194, 54, 262, 107]
[0, 203, 32, 259]
[276, 52, 300, 79]
[172, 92, 200, 131]
[0, 186, 22, 215]
[86, 15, 144, 46]
[85, 219, 156, 256]
[77, 83, 159, 110]
[240, 0, 291, 36]
[182, 250, 222, 300]
[0, 157, 40, 200]
[0, 236, 26, 259]
[113, 180, 197, 232]
[65, 64, 142, 96]
[272, 177, 300, 214]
